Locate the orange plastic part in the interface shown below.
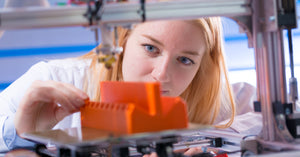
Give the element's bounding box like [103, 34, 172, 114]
[80, 81, 188, 134]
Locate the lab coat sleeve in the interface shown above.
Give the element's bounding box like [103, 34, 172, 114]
[217, 82, 262, 135]
[218, 112, 263, 135]
[232, 82, 257, 115]
[0, 61, 53, 152]
[2, 115, 35, 151]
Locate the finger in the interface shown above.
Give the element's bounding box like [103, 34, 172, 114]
[149, 152, 158, 157]
[62, 82, 89, 100]
[54, 105, 73, 122]
[183, 147, 203, 156]
[38, 82, 79, 112]
[142, 152, 158, 157]
[174, 148, 189, 153]
[35, 81, 88, 113]
[35, 82, 87, 124]
[51, 82, 88, 111]
[5, 149, 39, 157]
[20, 81, 80, 117]
[16, 80, 89, 135]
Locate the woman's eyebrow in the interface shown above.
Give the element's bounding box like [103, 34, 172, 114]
[182, 51, 200, 56]
[142, 35, 164, 47]
[142, 34, 201, 56]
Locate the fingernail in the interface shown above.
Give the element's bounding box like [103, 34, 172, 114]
[80, 92, 89, 100]
[76, 98, 86, 106]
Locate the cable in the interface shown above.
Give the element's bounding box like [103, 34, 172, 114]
[287, 28, 295, 78]
[140, 0, 145, 22]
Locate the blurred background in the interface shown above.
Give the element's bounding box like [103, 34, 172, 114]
[0, 0, 300, 92]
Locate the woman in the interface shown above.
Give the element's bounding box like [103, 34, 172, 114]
[0, 17, 237, 152]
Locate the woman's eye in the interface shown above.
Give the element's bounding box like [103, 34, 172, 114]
[143, 44, 159, 54]
[177, 56, 195, 65]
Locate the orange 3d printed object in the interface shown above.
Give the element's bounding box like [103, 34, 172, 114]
[80, 81, 188, 134]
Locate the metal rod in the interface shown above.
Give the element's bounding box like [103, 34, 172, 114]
[253, 0, 293, 142]
[0, 0, 251, 30]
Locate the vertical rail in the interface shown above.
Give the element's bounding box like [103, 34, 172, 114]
[253, 0, 292, 142]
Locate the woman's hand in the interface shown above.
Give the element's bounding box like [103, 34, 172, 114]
[143, 146, 220, 157]
[14, 80, 89, 137]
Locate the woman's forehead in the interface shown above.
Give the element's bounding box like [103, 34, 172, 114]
[125, 20, 207, 58]
[132, 20, 204, 39]
[134, 20, 199, 30]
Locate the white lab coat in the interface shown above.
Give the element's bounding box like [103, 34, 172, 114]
[0, 58, 262, 152]
[0, 59, 90, 151]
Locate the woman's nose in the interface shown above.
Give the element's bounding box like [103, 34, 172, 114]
[151, 58, 171, 82]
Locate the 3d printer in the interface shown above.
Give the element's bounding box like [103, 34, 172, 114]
[1, 0, 300, 156]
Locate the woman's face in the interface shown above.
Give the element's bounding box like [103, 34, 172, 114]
[122, 20, 206, 96]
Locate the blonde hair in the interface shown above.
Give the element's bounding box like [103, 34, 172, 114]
[81, 17, 236, 128]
